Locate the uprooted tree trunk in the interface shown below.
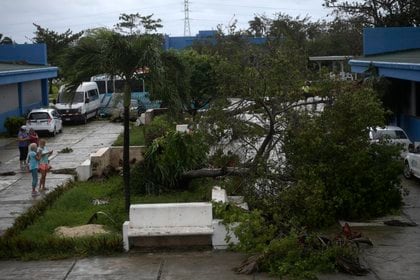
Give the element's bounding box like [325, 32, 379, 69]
[181, 167, 250, 179]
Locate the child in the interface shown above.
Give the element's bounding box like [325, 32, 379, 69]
[37, 139, 53, 192]
[27, 143, 40, 196]
[28, 128, 39, 145]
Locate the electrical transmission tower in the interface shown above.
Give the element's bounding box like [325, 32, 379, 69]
[184, 0, 191, 36]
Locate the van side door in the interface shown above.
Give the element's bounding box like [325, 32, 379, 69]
[87, 89, 100, 115]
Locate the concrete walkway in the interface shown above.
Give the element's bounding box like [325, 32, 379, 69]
[0, 251, 273, 280]
[0, 121, 123, 235]
[1, 121, 420, 279]
[320, 178, 420, 280]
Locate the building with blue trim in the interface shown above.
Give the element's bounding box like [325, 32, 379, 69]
[349, 27, 420, 142]
[0, 44, 58, 133]
[164, 30, 266, 50]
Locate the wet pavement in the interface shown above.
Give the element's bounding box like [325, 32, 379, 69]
[1, 121, 420, 279]
[0, 120, 123, 234]
[320, 177, 420, 280]
[0, 251, 274, 280]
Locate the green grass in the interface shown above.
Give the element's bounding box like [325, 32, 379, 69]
[113, 125, 145, 146]
[19, 177, 124, 240]
[1, 176, 210, 259]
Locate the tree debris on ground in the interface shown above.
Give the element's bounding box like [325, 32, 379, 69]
[234, 223, 372, 277]
[0, 171, 16, 176]
[383, 219, 417, 227]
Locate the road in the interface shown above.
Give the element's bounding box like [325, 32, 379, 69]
[0, 120, 123, 234]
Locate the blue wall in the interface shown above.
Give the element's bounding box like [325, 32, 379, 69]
[364, 27, 420, 56]
[164, 30, 266, 50]
[0, 43, 48, 65]
[0, 44, 55, 132]
[397, 114, 420, 142]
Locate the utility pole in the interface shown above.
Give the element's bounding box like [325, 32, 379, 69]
[184, 0, 191, 36]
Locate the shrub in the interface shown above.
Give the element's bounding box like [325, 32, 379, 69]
[131, 131, 208, 194]
[4, 116, 26, 137]
[281, 89, 403, 227]
[143, 115, 174, 146]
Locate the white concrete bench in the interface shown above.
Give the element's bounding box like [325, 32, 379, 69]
[123, 202, 213, 251]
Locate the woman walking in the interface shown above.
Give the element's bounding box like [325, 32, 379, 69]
[27, 143, 40, 196]
[38, 139, 53, 192]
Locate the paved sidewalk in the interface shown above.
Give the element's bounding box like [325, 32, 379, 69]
[0, 121, 123, 235]
[0, 251, 273, 280]
[320, 178, 420, 280]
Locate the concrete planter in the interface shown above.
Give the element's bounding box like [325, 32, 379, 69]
[76, 146, 146, 181]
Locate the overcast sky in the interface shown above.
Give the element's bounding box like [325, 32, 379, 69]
[1, 0, 331, 43]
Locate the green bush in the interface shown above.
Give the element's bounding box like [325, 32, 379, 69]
[143, 115, 174, 146]
[131, 131, 208, 194]
[4, 116, 26, 137]
[282, 89, 403, 227]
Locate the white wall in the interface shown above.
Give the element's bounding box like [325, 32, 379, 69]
[0, 84, 18, 113]
[22, 80, 42, 106]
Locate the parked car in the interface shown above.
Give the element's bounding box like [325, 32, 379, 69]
[404, 144, 420, 179]
[369, 126, 412, 158]
[26, 108, 63, 136]
[118, 99, 146, 121]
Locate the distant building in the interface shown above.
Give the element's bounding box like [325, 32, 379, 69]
[309, 56, 355, 81]
[164, 30, 266, 50]
[349, 27, 420, 142]
[0, 44, 57, 133]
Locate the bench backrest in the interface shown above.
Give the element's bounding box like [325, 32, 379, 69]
[129, 202, 212, 228]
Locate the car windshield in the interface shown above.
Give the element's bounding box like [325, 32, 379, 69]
[373, 130, 407, 140]
[58, 91, 84, 103]
[28, 112, 50, 120]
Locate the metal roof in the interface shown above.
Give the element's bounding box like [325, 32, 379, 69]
[309, 56, 354, 61]
[0, 62, 54, 72]
[349, 49, 420, 82]
[0, 62, 58, 85]
[350, 49, 420, 65]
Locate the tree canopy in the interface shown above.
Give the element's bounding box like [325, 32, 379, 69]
[114, 13, 163, 35]
[245, 13, 364, 56]
[155, 49, 217, 117]
[324, 0, 420, 26]
[62, 27, 163, 212]
[0, 34, 13, 44]
[32, 23, 83, 66]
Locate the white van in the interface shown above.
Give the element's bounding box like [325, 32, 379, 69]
[55, 82, 100, 123]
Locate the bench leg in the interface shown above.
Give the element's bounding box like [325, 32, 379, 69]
[123, 221, 130, 251]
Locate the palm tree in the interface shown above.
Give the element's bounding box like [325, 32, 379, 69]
[62, 28, 163, 213]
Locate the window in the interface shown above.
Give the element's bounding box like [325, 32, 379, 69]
[58, 91, 84, 103]
[373, 130, 407, 140]
[28, 112, 50, 120]
[88, 89, 99, 100]
[52, 110, 60, 118]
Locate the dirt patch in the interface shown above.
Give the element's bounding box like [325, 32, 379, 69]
[54, 224, 111, 238]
